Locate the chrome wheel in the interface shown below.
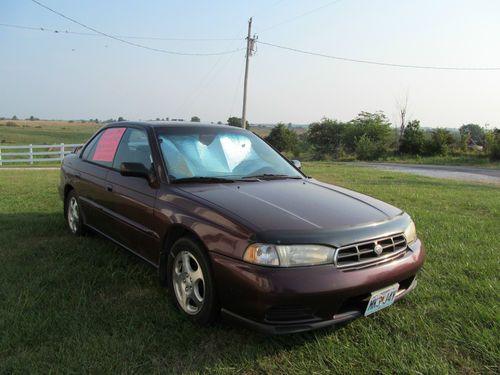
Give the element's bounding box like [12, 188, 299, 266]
[67, 196, 79, 234]
[172, 250, 205, 315]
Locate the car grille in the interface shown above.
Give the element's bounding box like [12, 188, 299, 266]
[334, 234, 407, 270]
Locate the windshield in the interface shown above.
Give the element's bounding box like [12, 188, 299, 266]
[156, 127, 303, 181]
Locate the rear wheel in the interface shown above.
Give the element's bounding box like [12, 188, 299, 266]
[167, 237, 219, 324]
[65, 190, 85, 236]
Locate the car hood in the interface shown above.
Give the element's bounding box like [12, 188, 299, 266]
[177, 179, 402, 233]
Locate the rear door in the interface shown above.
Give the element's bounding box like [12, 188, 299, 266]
[78, 127, 126, 234]
[105, 127, 160, 264]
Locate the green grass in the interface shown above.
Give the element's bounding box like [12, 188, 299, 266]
[0, 120, 101, 145]
[0, 164, 498, 374]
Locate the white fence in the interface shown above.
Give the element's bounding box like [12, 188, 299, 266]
[0, 143, 83, 165]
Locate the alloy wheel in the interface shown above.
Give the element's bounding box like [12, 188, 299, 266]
[67, 196, 79, 234]
[172, 250, 205, 315]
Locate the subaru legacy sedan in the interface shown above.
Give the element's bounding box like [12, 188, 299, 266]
[59, 121, 424, 334]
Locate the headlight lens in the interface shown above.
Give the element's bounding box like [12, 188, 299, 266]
[243, 243, 335, 267]
[404, 220, 417, 244]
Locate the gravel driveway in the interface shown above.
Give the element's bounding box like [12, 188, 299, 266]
[358, 162, 500, 185]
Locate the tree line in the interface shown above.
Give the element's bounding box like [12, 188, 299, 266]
[261, 112, 500, 162]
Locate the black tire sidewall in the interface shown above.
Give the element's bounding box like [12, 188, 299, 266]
[65, 190, 84, 236]
[167, 237, 218, 324]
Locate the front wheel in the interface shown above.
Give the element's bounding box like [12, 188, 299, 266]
[167, 237, 219, 324]
[65, 190, 85, 236]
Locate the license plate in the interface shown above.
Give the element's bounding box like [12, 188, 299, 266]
[364, 283, 399, 316]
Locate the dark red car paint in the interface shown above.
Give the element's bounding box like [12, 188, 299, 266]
[59, 122, 424, 334]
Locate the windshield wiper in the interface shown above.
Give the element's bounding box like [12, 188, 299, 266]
[242, 174, 302, 180]
[171, 176, 236, 184]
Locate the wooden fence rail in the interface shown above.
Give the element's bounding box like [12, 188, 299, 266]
[0, 144, 83, 165]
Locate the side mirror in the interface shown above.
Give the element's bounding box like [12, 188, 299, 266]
[120, 162, 154, 183]
[291, 159, 302, 169]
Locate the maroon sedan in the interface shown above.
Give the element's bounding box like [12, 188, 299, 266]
[59, 121, 424, 334]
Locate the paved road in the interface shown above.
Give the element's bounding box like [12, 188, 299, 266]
[356, 162, 500, 185]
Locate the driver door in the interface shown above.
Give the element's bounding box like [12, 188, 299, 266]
[105, 127, 160, 264]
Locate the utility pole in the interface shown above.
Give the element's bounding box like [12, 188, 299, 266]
[241, 17, 256, 129]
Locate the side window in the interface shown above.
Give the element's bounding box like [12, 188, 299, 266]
[81, 132, 102, 160]
[112, 128, 153, 170]
[82, 127, 126, 168]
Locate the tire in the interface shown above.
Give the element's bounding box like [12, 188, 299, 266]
[167, 237, 219, 324]
[65, 190, 85, 236]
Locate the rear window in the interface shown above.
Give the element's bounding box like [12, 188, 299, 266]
[82, 127, 126, 167]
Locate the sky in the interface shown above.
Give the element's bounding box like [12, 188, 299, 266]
[1, 0, 500, 128]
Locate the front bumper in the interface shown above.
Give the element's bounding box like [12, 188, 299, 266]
[210, 239, 424, 334]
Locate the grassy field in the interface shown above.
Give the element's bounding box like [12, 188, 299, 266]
[0, 120, 101, 145]
[0, 121, 274, 145]
[0, 164, 498, 374]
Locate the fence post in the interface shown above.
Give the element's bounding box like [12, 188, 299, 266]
[0, 147, 2, 166]
[29, 144, 33, 165]
[60, 143, 65, 161]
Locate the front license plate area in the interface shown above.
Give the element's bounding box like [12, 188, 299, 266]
[364, 283, 399, 316]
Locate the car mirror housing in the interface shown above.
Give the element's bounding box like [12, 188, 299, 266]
[292, 160, 302, 169]
[120, 162, 154, 183]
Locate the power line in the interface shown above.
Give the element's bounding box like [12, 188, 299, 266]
[0, 22, 243, 41]
[257, 40, 500, 71]
[250, 0, 288, 19]
[28, 0, 244, 56]
[258, 0, 344, 33]
[174, 43, 244, 115]
[229, 55, 246, 117]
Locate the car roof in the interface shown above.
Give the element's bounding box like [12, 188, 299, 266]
[104, 121, 238, 130]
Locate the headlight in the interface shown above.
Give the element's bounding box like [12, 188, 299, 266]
[243, 243, 335, 267]
[404, 220, 417, 244]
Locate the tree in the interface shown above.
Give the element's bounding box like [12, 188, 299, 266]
[191, 116, 200, 122]
[307, 118, 345, 159]
[459, 124, 485, 146]
[396, 93, 409, 146]
[424, 128, 454, 155]
[11, 115, 18, 120]
[344, 111, 392, 157]
[355, 134, 379, 160]
[265, 123, 298, 153]
[227, 117, 241, 127]
[485, 128, 500, 161]
[227, 116, 247, 128]
[117, 116, 126, 122]
[399, 120, 424, 155]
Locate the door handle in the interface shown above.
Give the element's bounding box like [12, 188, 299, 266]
[106, 184, 113, 192]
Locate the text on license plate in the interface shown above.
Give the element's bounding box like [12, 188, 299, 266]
[364, 283, 399, 316]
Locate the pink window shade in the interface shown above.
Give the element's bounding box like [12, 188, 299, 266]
[92, 127, 126, 162]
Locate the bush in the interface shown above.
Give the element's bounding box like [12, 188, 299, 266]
[307, 118, 346, 158]
[355, 134, 382, 160]
[265, 123, 299, 153]
[486, 129, 500, 161]
[424, 128, 454, 156]
[344, 112, 392, 154]
[399, 120, 424, 155]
